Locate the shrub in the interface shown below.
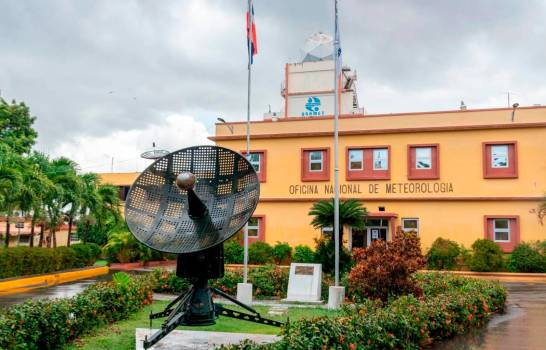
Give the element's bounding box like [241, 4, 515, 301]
[271, 242, 292, 265]
[250, 265, 289, 298]
[211, 269, 243, 295]
[221, 273, 507, 350]
[224, 240, 244, 264]
[152, 268, 191, 293]
[292, 245, 315, 263]
[426, 238, 461, 270]
[0, 273, 154, 349]
[314, 238, 352, 274]
[248, 241, 273, 264]
[348, 230, 426, 302]
[0, 246, 99, 279]
[468, 239, 505, 272]
[70, 243, 102, 266]
[507, 242, 546, 272]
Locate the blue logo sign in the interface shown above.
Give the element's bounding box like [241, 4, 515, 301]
[302, 96, 325, 117]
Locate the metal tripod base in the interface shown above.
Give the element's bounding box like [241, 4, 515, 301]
[143, 283, 283, 349]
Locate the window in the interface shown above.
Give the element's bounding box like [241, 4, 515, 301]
[402, 218, 419, 235]
[247, 217, 260, 238]
[483, 142, 517, 178]
[491, 145, 508, 168]
[408, 144, 439, 180]
[321, 226, 333, 237]
[346, 146, 390, 180]
[237, 216, 265, 242]
[247, 153, 261, 172]
[309, 151, 323, 172]
[119, 186, 131, 201]
[484, 215, 520, 252]
[241, 150, 267, 182]
[348, 150, 363, 170]
[415, 147, 432, 169]
[373, 149, 388, 170]
[493, 219, 510, 242]
[301, 148, 330, 181]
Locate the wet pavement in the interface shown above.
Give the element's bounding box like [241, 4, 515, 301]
[431, 283, 546, 350]
[0, 273, 112, 308]
[1, 279, 546, 349]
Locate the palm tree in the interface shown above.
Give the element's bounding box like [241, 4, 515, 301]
[95, 184, 121, 232]
[40, 156, 80, 247]
[309, 198, 367, 243]
[0, 145, 23, 247]
[102, 229, 140, 263]
[78, 173, 101, 243]
[17, 159, 53, 247]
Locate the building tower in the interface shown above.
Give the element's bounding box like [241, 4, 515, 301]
[280, 33, 363, 118]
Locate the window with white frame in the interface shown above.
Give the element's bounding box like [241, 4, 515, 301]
[415, 147, 432, 169]
[491, 145, 509, 168]
[247, 153, 261, 173]
[247, 217, 260, 238]
[373, 148, 388, 170]
[309, 151, 324, 172]
[493, 219, 510, 242]
[402, 218, 419, 234]
[348, 149, 363, 170]
[321, 226, 333, 237]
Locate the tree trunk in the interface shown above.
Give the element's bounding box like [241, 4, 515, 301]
[47, 228, 52, 248]
[66, 217, 73, 247]
[38, 224, 44, 247]
[29, 221, 35, 247]
[52, 228, 57, 248]
[4, 217, 10, 248]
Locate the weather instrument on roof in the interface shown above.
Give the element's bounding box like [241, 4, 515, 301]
[140, 142, 170, 160]
[125, 145, 282, 349]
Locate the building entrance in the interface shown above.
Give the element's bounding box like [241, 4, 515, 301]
[350, 218, 389, 249]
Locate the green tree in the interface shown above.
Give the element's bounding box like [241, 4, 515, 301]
[0, 98, 38, 155]
[39, 156, 81, 247]
[17, 157, 54, 247]
[309, 198, 367, 243]
[0, 144, 23, 247]
[78, 173, 102, 243]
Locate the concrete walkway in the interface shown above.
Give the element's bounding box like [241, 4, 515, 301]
[135, 329, 279, 350]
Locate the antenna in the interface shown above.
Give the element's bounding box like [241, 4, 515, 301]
[140, 142, 169, 160]
[125, 145, 281, 349]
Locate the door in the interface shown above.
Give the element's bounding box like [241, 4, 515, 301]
[367, 227, 388, 246]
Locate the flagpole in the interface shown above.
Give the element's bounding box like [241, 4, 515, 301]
[333, 0, 341, 287]
[243, 0, 253, 285]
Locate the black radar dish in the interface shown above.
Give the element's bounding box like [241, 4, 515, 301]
[125, 145, 280, 349]
[125, 145, 260, 254]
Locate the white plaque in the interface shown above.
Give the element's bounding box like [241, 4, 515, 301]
[283, 263, 322, 303]
[371, 229, 379, 239]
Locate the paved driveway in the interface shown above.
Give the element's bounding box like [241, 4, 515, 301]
[432, 283, 546, 350]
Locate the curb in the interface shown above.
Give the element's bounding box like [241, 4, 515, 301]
[0, 266, 110, 295]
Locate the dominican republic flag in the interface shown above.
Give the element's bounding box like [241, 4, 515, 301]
[246, 0, 258, 64]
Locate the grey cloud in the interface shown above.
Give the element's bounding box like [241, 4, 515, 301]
[0, 0, 545, 157]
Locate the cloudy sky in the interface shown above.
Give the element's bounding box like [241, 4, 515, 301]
[1, 0, 545, 172]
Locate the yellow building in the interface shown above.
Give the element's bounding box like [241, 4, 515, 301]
[100, 35, 546, 253]
[210, 106, 546, 253]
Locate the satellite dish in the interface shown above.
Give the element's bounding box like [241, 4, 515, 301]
[126, 145, 259, 253]
[124, 145, 280, 349]
[140, 142, 170, 159]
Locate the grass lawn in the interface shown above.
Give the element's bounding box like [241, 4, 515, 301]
[68, 300, 336, 350]
[93, 259, 109, 267]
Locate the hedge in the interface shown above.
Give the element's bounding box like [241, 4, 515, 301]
[220, 273, 507, 350]
[0, 244, 102, 279]
[0, 272, 154, 350]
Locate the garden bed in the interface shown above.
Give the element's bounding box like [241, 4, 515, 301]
[221, 273, 507, 350]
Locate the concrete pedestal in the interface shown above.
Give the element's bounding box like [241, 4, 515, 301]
[327, 286, 345, 309]
[236, 283, 253, 305]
